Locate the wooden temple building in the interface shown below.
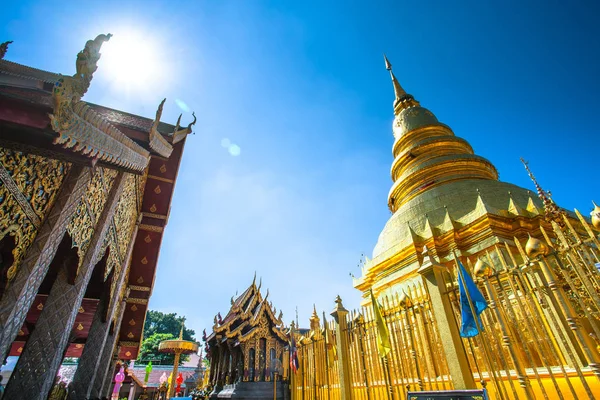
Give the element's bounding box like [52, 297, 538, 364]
[204, 277, 289, 399]
[0, 36, 195, 400]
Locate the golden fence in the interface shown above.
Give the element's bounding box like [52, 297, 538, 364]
[291, 211, 600, 400]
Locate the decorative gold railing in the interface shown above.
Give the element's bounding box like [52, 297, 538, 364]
[291, 210, 600, 400]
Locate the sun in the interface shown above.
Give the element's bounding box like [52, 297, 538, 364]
[100, 30, 162, 89]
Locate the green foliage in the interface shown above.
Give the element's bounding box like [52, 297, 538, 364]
[137, 310, 197, 365]
[143, 310, 196, 340]
[137, 333, 179, 365]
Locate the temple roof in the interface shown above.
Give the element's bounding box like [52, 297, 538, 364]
[0, 58, 60, 84]
[0, 36, 195, 171]
[205, 278, 288, 346]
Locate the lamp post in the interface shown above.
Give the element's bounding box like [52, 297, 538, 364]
[159, 320, 199, 399]
[270, 359, 283, 400]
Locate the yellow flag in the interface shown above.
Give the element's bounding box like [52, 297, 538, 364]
[370, 290, 391, 358]
[322, 312, 337, 367]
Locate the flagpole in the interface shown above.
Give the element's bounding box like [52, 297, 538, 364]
[322, 312, 331, 400]
[453, 252, 501, 399]
[382, 355, 395, 400]
[370, 289, 394, 400]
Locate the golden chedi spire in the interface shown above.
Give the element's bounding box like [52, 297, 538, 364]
[384, 56, 498, 213]
[354, 58, 545, 289]
[384, 54, 418, 112]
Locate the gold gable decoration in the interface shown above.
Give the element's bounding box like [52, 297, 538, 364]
[0, 148, 69, 282]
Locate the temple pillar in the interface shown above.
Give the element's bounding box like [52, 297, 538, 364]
[92, 294, 127, 398]
[0, 165, 90, 360]
[100, 350, 121, 399]
[417, 247, 476, 389]
[331, 296, 352, 400]
[3, 172, 126, 400]
[69, 217, 140, 399]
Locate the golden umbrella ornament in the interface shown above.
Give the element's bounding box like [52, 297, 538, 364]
[159, 319, 199, 398]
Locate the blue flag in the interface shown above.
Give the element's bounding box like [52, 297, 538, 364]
[457, 260, 488, 337]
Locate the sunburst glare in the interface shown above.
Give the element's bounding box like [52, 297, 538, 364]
[100, 30, 163, 92]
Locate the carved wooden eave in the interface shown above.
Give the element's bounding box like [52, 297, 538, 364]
[148, 98, 173, 158]
[50, 100, 150, 172]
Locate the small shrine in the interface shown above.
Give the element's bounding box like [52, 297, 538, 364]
[203, 276, 288, 399]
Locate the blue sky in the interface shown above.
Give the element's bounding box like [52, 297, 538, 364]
[2, 0, 598, 338]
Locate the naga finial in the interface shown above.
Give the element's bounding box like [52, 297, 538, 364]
[151, 98, 166, 132]
[188, 112, 197, 131]
[74, 33, 112, 97]
[0, 40, 13, 59]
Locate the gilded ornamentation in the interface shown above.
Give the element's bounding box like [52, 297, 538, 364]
[153, 185, 161, 194]
[139, 224, 162, 233]
[141, 257, 148, 265]
[17, 347, 22, 353]
[67, 169, 103, 267]
[131, 305, 138, 311]
[127, 332, 134, 339]
[0, 148, 70, 281]
[49, 34, 150, 172]
[129, 319, 136, 326]
[148, 99, 173, 158]
[128, 285, 150, 292]
[126, 297, 148, 305]
[149, 204, 157, 213]
[78, 307, 84, 313]
[125, 351, 131, 357]
[76, 323, 84, 331]
[36, 302, 43, 311]
[159, 164, 167, 173]
[137, 276, 144, 283]
[135, 170, 148, 211]
[113, 173, 138, 263]
[144, 234, 151, 243]
[75, 344, 83, 349]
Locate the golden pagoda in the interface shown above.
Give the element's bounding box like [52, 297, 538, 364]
[354, 55, 547, 297]
[288, 57, 600, 400]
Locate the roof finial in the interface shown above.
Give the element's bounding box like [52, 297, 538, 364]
[383, 54, 412, 110]
[0, 41, 13, 59]
[179, 317, 186, 340]
[520, 158, 564, 223]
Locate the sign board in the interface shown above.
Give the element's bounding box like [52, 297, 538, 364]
[407, 389, 487, 400]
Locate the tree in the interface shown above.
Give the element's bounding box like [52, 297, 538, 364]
[137, 310, 197, 365]
[138, 333, 177, 365]
[143, 310, 195, 340]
